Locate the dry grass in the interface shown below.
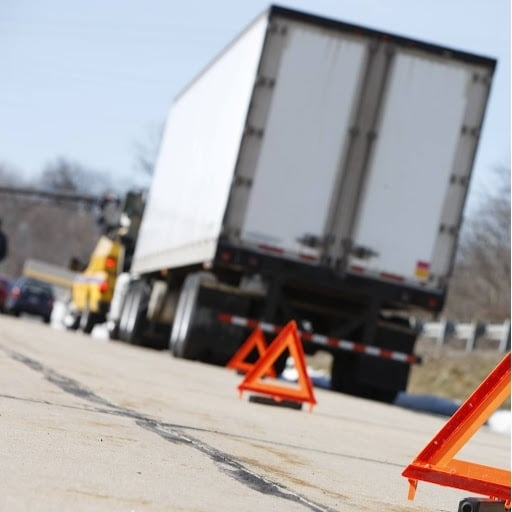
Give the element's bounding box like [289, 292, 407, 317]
[306, 338, 511, 410]
[408, 338, 510, 410]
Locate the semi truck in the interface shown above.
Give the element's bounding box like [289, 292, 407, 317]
[110, 5, 496, 402]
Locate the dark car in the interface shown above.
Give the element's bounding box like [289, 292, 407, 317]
[5, 277, 55, 323]
[0, 274, 11, 312]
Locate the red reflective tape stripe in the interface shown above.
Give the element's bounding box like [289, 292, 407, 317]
[218, 313, 232, 323]
[217, 313, 418, 363]
[327, 337, 338, 347]
[380, 272, 405, 282]
[255, 243, 317, 262]
[348, 267, 407, 282]
[258, 244, 284, 254]
[299, 253, 318, 262]
[246, 319, 259, 330]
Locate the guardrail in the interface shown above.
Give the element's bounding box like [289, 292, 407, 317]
[419, 319, 511, 352]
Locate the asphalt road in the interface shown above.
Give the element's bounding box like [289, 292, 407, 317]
[0, 314, 509, 511]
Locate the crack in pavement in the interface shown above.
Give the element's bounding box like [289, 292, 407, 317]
[4, 348, 338, 512]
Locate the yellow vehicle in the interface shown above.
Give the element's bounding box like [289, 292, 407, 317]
[64, 191, 144, 334]
[69, 235, 123, 333]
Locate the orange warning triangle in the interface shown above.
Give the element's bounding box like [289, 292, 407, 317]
[226, 328, 276, 378]
[402, 351, 511, 505]
[237, 320, 317, 411]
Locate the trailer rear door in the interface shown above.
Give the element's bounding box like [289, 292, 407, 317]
[239, 22, 367, 261]
[347, 52, 491, 289]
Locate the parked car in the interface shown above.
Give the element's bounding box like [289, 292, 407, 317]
[0, 274, 11, 312]
[5, 277, 55, 323]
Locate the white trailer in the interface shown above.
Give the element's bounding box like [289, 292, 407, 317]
[114, 5, 496, 402]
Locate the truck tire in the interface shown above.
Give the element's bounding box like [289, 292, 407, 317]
[118, 287, 135, 342]
[107, 272, 131, 340]
[330, 352, 398, 404]
[118, 281, 148, 345]
[169, 272, 216, 359]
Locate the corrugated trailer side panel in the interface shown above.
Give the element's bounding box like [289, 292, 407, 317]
[131, 14, 268, 274]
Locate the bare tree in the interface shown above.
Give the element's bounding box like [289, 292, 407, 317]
[4, 201, 99, 277]
[39, 157, 117, 196]
[444, 167, 511, 321]
[132, 122, 163, 180]
[0, 162, 105, 279]
[0, 162, 26, 187]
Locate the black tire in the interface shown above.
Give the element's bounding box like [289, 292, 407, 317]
[118, 287, 135, 342]
[330, 353, 398, 404]
[118, 281, 148, 345]
[169, 272, 215, 359]
[123, 286, 144, 345]
[330, 352, 359, 396]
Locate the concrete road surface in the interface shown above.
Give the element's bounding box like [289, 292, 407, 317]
[0, 315, 509, 511]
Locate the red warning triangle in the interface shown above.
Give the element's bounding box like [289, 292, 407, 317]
[237, 320, 317, 411]
[226, 328, 276, 378]
[402, 351, 511, 505]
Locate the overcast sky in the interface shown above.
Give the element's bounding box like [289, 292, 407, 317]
[0, 0, 509, 209]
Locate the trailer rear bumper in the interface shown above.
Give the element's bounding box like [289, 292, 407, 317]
[215, 242, 445, 313]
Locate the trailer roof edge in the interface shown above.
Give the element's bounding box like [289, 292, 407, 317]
[268, 4, 497, 71]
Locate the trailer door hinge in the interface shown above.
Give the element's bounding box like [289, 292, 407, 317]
[439, 224, 458, 236]
[351, 245, 379, 259]
[297, 233, 326, 248]
[233, 175, 252, 187]
[450, 174, 468, 186]
[245, 125, 264, 138]
[255, 75, 275, 88]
